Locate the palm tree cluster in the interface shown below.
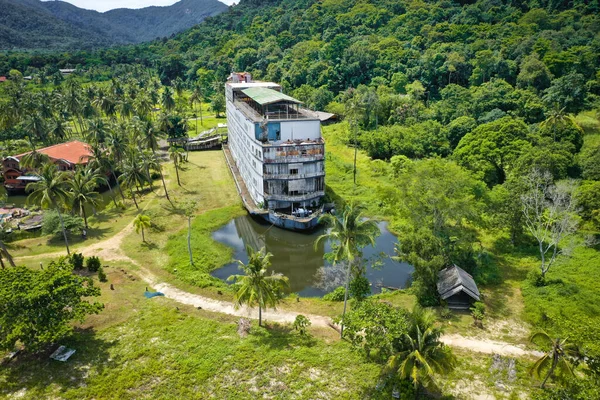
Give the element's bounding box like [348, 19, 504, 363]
[26, 163, 105, 254]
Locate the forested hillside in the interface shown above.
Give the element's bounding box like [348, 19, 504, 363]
[0, 0, 228, 50]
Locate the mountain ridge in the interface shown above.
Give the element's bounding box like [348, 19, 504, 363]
[0, 0, 229, 50]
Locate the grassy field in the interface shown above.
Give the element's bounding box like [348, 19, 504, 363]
[0, 264, 386, 400]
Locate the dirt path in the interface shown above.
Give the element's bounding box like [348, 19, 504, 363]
[15, 205, 538, 356]
[440, 334, 543, 357]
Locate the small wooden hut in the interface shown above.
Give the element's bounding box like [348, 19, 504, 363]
[437, 265, 480, 310]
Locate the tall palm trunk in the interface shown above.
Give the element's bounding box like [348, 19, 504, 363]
[141, 226, 145, 242]
[112, 170, 125, 200]
[81, 204, 89, 229]
[0, 241, 15, 267]
[259, 305, 262, 327]
[340, 259, 353, 338]
[160, 167, 170, 202]
[54, 201, 71, 255]
[130, 189, 139, 210]
[174, 162, 181, 186]
[541, 352, 559, 388]
[106, 178, 119, 207]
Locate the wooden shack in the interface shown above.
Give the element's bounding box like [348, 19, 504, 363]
[437, 265, 480, 310]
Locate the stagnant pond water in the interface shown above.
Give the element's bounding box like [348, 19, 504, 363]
[211, 215, 413, 297]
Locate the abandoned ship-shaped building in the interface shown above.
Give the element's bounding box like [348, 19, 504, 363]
[224, 72, 325, 231]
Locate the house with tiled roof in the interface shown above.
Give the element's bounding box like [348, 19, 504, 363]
[2, 140, 92, 192]
[0, 77, 7, 83]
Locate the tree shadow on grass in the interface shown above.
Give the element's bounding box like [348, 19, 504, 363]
[249, 323, 318, 350]
[1, 328, 118, 396]
[141, 241, 158, 250]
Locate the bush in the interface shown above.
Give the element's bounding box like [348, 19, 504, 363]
[349, 274, 371, 301]
[70, 253, 84, 270]
[97, 266, 107, 282]
[323, 286, 346, 301]
[293, 315, 311, 336]
[528, 269, 546, 287]
[42, 210, 84, 236]
[470, 301, 486, 328]
[86, 256, 101, 273]
[440, 307, 453, 319]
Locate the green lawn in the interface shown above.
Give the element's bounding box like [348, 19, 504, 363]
[0, 263, 385, 400]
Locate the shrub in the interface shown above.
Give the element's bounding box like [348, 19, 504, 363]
[528, 269, 546, 287]
[97, 266, 107, 282]
[323, 286, 346, 301]
[470, 301, 486, 328]
[86, 256, 101, 273]
[440, 307, 453, 319]
[349, 274, 371, 301]
[42, 210, 84, 236]
[293, 315, 311, 336]
[70, 253, 84, 270]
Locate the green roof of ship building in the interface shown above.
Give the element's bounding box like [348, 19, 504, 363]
[241, 87, 302, 106]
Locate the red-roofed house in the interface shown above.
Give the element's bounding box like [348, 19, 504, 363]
[3, 140, 93, 192]
[0, 77, 7, 83]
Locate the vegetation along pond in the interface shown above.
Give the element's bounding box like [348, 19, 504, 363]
[211, 215, 413, 297]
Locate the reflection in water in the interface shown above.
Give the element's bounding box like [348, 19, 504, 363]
[211, 215, 413, 297]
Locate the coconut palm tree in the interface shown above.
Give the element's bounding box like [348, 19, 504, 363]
[316, 203, 379, 337]
[386, 306, 456, 398]
[141, 120, 170, 201]
[189, 85, 203, 127]
[133, 213, 151, 242]
[118, 156, 147, 210]
[49, 117, 70, 142]
[87, 144, 118, 207]
[530, 332, 579, 388]
[26, 163, 72, 255]
[168, 145, 185, 186]
[227, 246, 289, 327]
[161, 87, 176, 112]
[69, 166, 105, 229]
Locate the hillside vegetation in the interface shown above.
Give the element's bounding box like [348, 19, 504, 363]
[0, 0, 228, 50]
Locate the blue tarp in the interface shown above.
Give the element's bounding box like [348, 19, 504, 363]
[144, 291, 165, 299]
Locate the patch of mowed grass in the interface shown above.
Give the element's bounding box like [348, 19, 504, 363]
[165, 205, 245, 287]
[0, 298, 382, 400]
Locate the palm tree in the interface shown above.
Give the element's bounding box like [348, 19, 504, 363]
[316, 203, 379, 337]
[227, 246, 289, 327]
[86, 119, 107, 146]
[161, 87, 176, 112]
[386, 306, 456, 398]
[119, 156, 147, 209]
[87, 144, 118, 207]
[26, 163, 72, 255]
[189, 85, 203, 127]
[69, 166, 104, 229]
[168, 145, 185, 186]
[141, 120, 170, 201]
[530, 332, 579, 389]
[49, 117, 70, 142]
[133, 213, 151, 242]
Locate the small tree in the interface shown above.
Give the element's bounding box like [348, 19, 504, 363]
[521, 169, 579, 279]
[70, 252, 85, 270]
[97, 266, 107, 282]
[133, 213, 151, 242]
[227, 246, 289, 327]
[0, 258, 103, 352]
[470, 301, 486, 329]
[530, 332, 579, 388]
[293, 315, 311, 336]
[86, 256, 101, 273]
